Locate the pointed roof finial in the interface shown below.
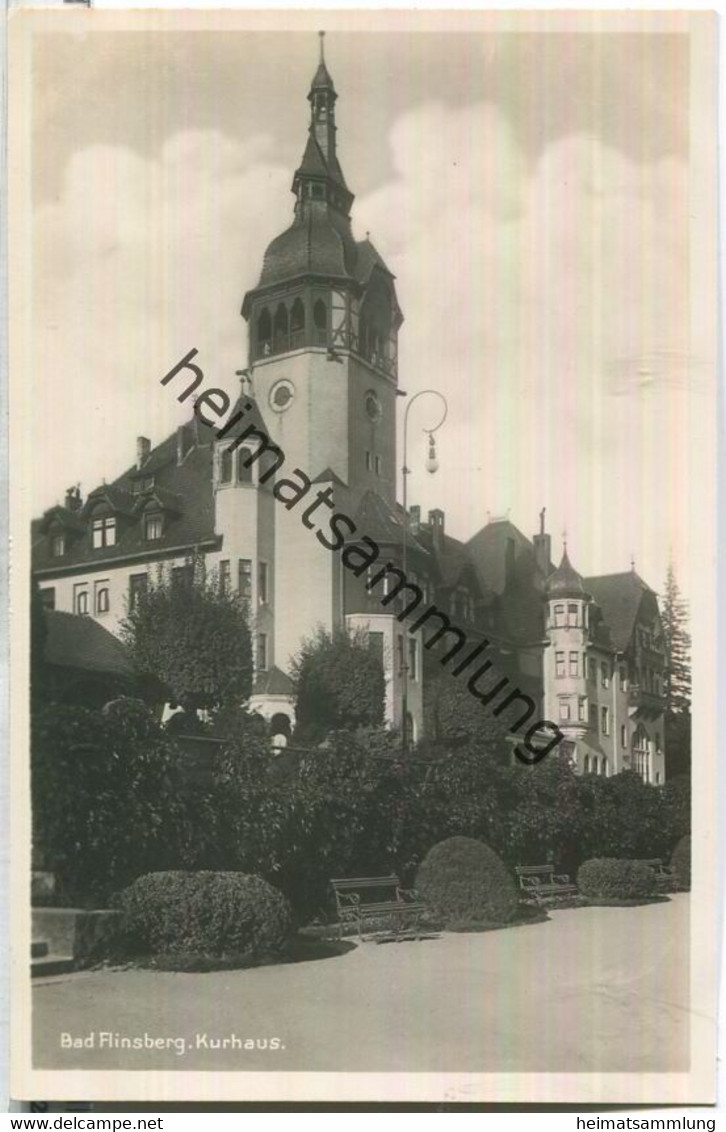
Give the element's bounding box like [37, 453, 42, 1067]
[319, 29, 325, 63]
[562, 526, 568, 553]
[631, 552, 636, 572]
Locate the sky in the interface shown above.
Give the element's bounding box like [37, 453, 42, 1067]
[30, 24, 709, 596]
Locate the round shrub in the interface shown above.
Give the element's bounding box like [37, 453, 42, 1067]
[671, 835, 691, 890]
[120, 871, 291, 967]
[415, 836, 519, 926]
[577, 858, 656, 904]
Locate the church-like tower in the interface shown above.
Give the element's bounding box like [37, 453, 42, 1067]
[241, 35, 404, 668]
[241, 33, 403, 505]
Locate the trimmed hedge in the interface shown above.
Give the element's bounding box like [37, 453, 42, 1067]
[120, 871, 291, 966]
[415, 836, 519, 926]
[577, 858, 657, 904]
[671, 835, 691, 890]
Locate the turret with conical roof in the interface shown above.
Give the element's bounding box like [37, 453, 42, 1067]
[545, 547, 588, 600]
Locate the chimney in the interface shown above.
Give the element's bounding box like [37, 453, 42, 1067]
[428, 508, 445, 556]
[533, 506, 552, 578]
[136, 436, 151, 469]
[64, 485, 82, 513]
[409, 504, 421, 534]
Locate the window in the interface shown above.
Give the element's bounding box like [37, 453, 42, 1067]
[129, 573, 148, 611]
[368, 631, 384, 665]
[602, 758, 609, 777]
[397, 634, 404, 674]
[621, 724, 627, 748]
[237, 447, 253, 484]
[145, 512, 163, 541]
[374, 455, 382, 476]
[51, 533, 66, 558]
[238, 559, 252, 600]
[257, 633, 268, 672]
[559, 699, 571, 721]
[94, 582, 110, 615]
[553, 604, 565, 627]
[567, 603, 578, 626]
[601, 705, 610, 735]
[655, 731, 662, 753]
[619, 665, 628, 691]
[40, 588, 55, 611]
[655, 772, 661, 785]
[408, 637, 418, 681]
[578, 697, 587, 722]
[219, 560, 231, 594]
[584, 754, 590, 773]
[92, 514, 116, 549]
[73, 585, 89, 616]
[589, 702, 598, 728]
[220, 449, 233, 484]
[569, 651, 579, 677]
[600, 661, 609, 688]
[365, 451, 372, 472]
[258, 562, 268, 605]
[555, 651, 565, 678]
[172, 565, 193, 589]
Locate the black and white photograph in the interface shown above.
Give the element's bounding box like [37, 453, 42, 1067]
[9, 8, 717, 1105]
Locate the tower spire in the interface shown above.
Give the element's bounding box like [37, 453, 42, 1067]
[319, 29, 325, 64]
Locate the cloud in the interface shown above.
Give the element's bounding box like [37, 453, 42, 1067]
[355, 100, 699, 590]
[31, 98, 701, 593]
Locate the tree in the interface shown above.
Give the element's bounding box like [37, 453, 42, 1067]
[120, 557, 253, 715]
[32, 698, 189, 904]
[661, 562, 691, 715]
[291, 627, 385, 743]
[661, 562, 691, 778]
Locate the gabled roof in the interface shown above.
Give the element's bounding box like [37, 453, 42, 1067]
[82, 484, 136, 518]
[584, 571, 653, 652]
[352, 490, 408, 547]
[44, 611, 131, 676]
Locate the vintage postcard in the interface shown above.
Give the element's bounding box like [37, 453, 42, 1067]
[9, 8, 717, 1105]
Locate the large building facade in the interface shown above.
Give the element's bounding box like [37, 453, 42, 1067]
[31, 47, 667, 783]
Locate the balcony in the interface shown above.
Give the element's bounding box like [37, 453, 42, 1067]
[628, 685, 664, 718]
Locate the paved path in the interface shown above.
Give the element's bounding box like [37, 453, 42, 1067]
[33, 894, 689, 1073]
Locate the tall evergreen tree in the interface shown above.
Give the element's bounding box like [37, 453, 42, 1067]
[661, 561, 691, 715]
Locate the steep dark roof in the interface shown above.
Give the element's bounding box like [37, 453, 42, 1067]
[584, 572, 652, 652]
[44, 611, 131, 676]
[466, 520, 540, 596]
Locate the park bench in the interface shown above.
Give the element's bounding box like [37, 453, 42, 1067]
[329, 875, 427, 942]
[515, 864, 577, 905]
[640, 858, 677, 889]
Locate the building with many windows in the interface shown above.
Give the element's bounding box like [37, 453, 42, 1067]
[30, 45, 666, 781]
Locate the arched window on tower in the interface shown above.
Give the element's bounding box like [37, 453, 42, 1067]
[313, 299, 328, 346]
[220, 448, 233, 485]
[273, 304, 289, 354]
[290, 298, 305, 348]
[256, 308, 272, 358]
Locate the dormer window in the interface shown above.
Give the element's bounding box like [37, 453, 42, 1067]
[51, 533, 66, 558]
[92, 514, 116, 549]
[145, 512, 163, 541]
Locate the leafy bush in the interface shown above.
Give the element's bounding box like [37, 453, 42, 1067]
[120, 871, 292, 967]
[671, 835, 691, 890]
[291, 628, 386, 743]
[415, 836, 519, 926]
[32, 699, 188, 906]
[577, 858, 657, 904]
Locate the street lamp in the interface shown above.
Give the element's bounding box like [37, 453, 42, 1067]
[400, 389, 448, 755]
